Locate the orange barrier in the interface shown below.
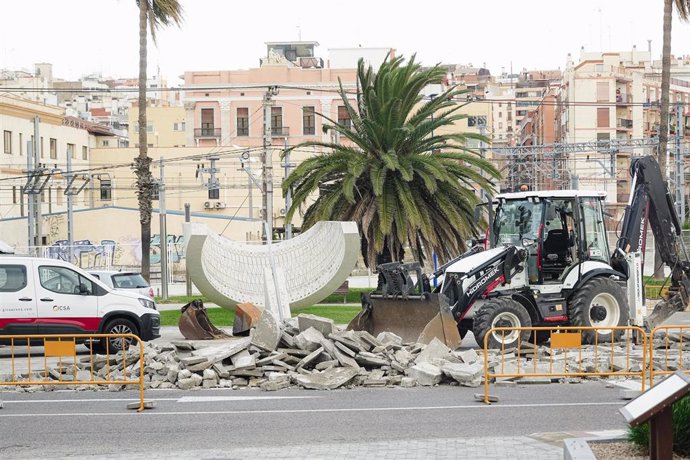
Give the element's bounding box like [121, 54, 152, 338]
[483, 326, 648, 404]
[648, 325, 690, 386]
[0, 333, 145, 411]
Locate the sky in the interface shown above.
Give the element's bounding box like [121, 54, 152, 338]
[3, 0, 690, 84]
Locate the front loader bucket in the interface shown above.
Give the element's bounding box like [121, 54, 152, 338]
[178, 299, 232, 340]
[347, 293, 461, 349]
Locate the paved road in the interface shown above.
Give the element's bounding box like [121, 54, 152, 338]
[0, 382, 627, 459]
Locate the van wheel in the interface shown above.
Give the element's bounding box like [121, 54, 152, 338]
[98, 318, 139, 353]
[473, 297, 532, 349]
[568, 277, 628, 344]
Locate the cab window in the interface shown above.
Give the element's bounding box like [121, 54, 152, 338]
[38, 266, 94, 295]
[0, 265, 27, 292]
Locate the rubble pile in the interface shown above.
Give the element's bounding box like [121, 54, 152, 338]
[2, 315, 688, 393]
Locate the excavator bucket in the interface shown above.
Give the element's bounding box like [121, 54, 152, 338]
[178, 299, 232, 340]
[646, 293, 688, 331]
[347, 293, 461, 349]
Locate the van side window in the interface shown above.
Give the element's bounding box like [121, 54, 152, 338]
[38, 266, 94, 295]
[0, 265, 28, 292]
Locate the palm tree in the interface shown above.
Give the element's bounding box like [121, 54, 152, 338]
[282, 56, 500, 268]
[135, 0, 183, 281]
[659, 1, 690, 183]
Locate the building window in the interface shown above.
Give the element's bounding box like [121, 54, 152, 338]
[237, 108, 249, 136]
[467, 116, 487, 127]
[597, 108, 610, 128]
[173, 122, 186, 131]
[303, 106, 315, 135]
[67, 143, 75, 159]
[596, 82, 609, 102]
[595, 63, 604, 73]
[201, 108, 214, 135]
[597, 132, 611, 142]
[49, 138, 57, 159]
[208, 188, 220, 200]
[498, 112, 502, 118]
[82, 146, 88, 160]
[3, 131, 11, 154]
[498, 122, 503, 129]
[271, 107, 283, 132]
[12, 186, 17, 204]
[337, 106, 351, 129]
[56, 186, 63, 205]
[100, 179, 112, 201]
[19, 133, 23, 156]
[102, 140, 110, 147]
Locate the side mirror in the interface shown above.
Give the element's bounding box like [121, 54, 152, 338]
[78, 284, 90, 295]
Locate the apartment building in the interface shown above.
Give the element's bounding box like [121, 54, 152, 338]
[128, 104, 187, 148]
[0, 95, 91, 246]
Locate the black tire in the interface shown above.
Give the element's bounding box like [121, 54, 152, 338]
[473, 297, 532, 349]
[99, 318, 139, 353]
[568, 277, 629, 344]
[529, 330, 551, 345]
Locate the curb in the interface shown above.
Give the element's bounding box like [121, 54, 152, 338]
[562, 431, 627, 460]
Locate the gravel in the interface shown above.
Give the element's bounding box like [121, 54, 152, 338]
[589, 441, 690, 459]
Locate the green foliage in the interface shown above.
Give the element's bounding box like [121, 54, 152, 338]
[283, 55, 500, 267]
[159, 307, 234, 327]
[155, 295, 209, 304]
[628, 395, 690, 456]
[319, 288, 371, 304]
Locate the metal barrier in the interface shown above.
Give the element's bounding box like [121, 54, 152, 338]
[0, 333, 145, 411]
[649, 325, 690, 386]
[483, 326, 648, 404]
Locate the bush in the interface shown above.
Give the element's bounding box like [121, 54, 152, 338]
[629, 395, 690, 456]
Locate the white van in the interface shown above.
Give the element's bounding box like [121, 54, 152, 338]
[0, 256, 160, 353]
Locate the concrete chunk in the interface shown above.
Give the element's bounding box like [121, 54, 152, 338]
[407, 362, 443, 386]
[292, 367, 358, 390]
[251, 310, 281, 352]
[441, 362, 483, 387]
[297, 314, 335, 336]
[294, 327, 325, 352]
[296, 346, 324, 370]
[190, 337, 251, 363]
[414, 338, 451, 364]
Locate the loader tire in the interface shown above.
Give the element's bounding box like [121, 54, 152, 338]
[473, 297, 532, 349]
[568, 277, 628, 344]
[529, 330, 551, 345]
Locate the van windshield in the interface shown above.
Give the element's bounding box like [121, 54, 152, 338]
[112, 273, 148, 289]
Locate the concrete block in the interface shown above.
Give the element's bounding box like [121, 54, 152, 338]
[294, 327, 325, 352]
[251, 309, 282, 352]
[407, 362, 443, 386]
[414, 338, 451, 364]
[441, 362, 483, 387]
[297, 314, 335, 336]
[292, 367, 358, 390]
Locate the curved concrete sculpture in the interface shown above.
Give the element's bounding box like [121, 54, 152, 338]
[186, 221, 360, 310]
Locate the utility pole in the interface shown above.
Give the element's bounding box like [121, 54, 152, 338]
[283, 137, 293, 239]
[184, 203, 192, 297]
[33, 117, 41, 251]
[159, 157, 168, 300]
[262, 86, 279, 242]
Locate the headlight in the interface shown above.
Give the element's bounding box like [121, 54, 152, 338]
[139, 298, 156, 310]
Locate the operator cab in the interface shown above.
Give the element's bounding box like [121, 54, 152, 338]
[492, 190, 610, 284]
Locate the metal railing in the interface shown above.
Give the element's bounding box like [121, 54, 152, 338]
[0, 333, 146, 411]
[649, 325, 690, 386]
[483, 326, 648, 404]
[194, 127, 221, 138]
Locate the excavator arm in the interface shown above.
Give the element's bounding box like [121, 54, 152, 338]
[611, 155, 690, 329]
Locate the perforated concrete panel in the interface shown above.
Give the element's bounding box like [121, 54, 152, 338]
[186, 221, 360, 309]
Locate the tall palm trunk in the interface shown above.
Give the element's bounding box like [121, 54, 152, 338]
[655, 0, 674, 279]
[136, 0, 152, 281]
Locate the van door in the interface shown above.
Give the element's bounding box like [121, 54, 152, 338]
[0, 262, 38, 334]
[34, 262, 100, 334]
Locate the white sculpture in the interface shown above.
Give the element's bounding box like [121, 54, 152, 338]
[185, 222, 360, 312]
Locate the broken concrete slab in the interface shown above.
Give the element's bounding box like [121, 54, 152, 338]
[231, 350, 257, 370]
[292, 367, 358, 390]
[377, 331, 403, 347]
[441, 362, 483, 387]
[294, 327, 325, 352]
[251, 310, 281, 352]
[296, 346, 324, 370]
[414, 338, 451, 364]
[297, 313, 335, 336]
[407, 362, 443, 386]
[333, 346, 360, 369]
[190, 337, 251, 364]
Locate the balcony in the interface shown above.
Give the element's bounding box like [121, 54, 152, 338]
[271, 126, 290, 138]
[615, 93, 633, 105]
[617, 118, 633, 130]
[194, 127, 221, 139]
